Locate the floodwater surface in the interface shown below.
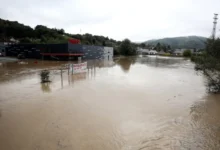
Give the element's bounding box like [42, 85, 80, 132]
[0, 56, 220, 150]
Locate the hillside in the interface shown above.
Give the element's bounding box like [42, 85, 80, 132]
[0, 18, 120, 48]
[144, 36, 207, 49]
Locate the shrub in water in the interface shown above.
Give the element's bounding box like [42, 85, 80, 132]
[40, 70, 50, 83]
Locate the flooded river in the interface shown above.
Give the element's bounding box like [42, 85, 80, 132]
[0, 56, 220, 150]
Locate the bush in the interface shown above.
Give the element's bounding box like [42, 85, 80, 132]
[183, 50, 192, 57]
[119, 39, 136, 56]
[194, 38, 220, 93]
[164, 53, 171, 56]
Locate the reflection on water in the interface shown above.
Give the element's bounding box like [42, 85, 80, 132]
[115, 57, 136, 72]
[41, 83, 51, 93]
[136, 56, 187, 68]
[0, 56, 220, 150]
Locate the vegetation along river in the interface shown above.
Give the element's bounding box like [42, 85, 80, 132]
[0, 56, 220, 150]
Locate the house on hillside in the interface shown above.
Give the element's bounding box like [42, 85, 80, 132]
[137, 48, 158, 55]
[173, 48, 195, 56]
[158, 50, 166, 55]
[173, 49, 183, 56]
[137, 48, 150, 55]
[149, 50, 158, 55]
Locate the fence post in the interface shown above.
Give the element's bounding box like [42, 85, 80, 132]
[68, 64, 69, 75]
[61, 68, 63, 88]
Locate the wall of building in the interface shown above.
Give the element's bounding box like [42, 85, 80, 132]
[68, 43, 113, 60]
[103, 47, 113, 60]
[5, 42, 113, 60]
[82, 45, 104, 60]
[0, 43, 6, 56]
[36, 44, 68, 53]
[68, 43, 83, 53]
[6, 44, 42, 58]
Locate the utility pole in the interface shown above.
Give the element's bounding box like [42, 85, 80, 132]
[212, 13, 218, 39]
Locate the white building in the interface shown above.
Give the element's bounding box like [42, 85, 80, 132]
[173, 49, 195, 56]
[137, 48, 158, 55]
[149, 50, 158, 55]
[103, 47, 113, 60]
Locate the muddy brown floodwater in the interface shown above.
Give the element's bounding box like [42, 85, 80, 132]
[0, 56, 220, 150]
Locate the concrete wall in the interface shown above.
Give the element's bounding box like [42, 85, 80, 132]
[103, 47, 113, 60]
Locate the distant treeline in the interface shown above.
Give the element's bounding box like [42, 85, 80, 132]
[0, 18, 129, 55]
[0, 18, 120, 45]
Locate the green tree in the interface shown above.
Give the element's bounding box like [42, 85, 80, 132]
[183, 50, 192, 57]
[161, 44, 167, 52]
[113, 46, 120, 55]
[140, 43, 146, 48]
[193, 38, 220, 93]
[19, 37, 32, 43]
[102, 41, 106, 46]
[167, 45, 171, 50]
[119, 39, 136, 56]
[156, 42, 161, 51]
[57, 29, 64, 34]
[92, 38, 96, 45]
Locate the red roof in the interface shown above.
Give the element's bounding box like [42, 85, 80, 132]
[68, 39, 80, 44]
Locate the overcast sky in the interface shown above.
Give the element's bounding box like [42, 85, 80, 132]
[0, 0, 219, 41]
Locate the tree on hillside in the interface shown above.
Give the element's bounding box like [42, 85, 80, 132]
[161, 45, 167, 52]
[140, 43, 146, 48]
[72, 34, 82, 40]
[194, 38, 220, 93]
[102, 41, 106, 46]
[19, 37, 32, 43]
[0, 18, 125, 55]
[119, 39, 136, 56]
[84, 33, 93, 44]
[145, 44, 151, 49]
[57, 29, 64, 34]
[167, 45, 171, 50]
[113, 46, 120, 55]
[156, 42, 161, 51]
[92, 38, 96, 45]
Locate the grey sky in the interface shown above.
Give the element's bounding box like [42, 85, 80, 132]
[0, 0, 219, 41]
